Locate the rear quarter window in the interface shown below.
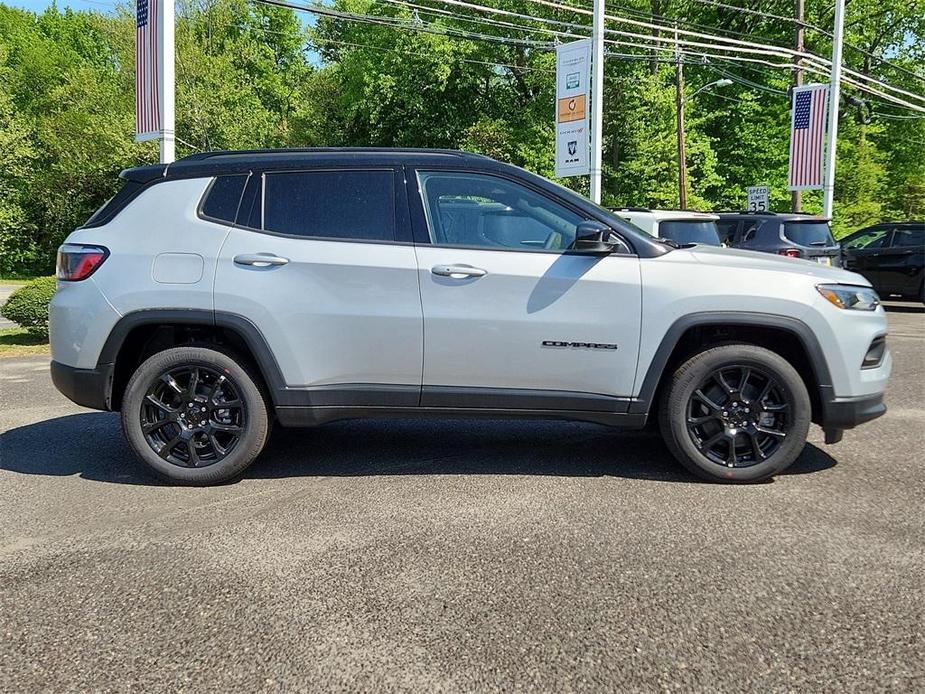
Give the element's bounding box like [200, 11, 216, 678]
[199, 175, 248, 224]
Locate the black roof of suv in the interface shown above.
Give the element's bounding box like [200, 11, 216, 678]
[716, 211, 840, 265]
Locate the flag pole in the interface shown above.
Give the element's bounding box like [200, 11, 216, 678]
[822, 0, 845, 218]
[159, 0, 175, 164]
[589, 0, 604, 204]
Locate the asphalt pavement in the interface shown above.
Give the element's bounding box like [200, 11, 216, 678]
[1, 303, 923, 692]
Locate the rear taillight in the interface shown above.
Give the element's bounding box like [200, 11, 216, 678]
[778, 248, 801, 258]
[56, 244, 109, 281]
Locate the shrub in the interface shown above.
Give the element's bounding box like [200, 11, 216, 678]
[1, 276, 57, 339]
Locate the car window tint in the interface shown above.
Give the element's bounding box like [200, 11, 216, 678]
[844, 229, 890, 249]
[741, 221, 760, 242]
[417, 171, 582, 251]
[659, 220, 722, 246]
[890, 226, 924, 248]
[717, 221, 738, 244]
[783, 222, 835, 246]
[201, 175, 247, 223]
[263, 170, 394, 241]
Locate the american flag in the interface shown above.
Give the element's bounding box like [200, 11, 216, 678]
[136, 0, 160, 138]
[788, 84, 828, 190]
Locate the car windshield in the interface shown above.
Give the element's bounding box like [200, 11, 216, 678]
[783, 221, 835, 247]
[658, 220, 722, 246]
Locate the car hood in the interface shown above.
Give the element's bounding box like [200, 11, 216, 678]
[685, 245, 868, 286]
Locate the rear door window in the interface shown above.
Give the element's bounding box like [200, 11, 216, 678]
[843, 227, 890, 249]
[783, 221, 835, 247]
[740, 221, 760, 242]
[717, 221, 739, 245]
[889, 226, 924, 248]
[262, 170, 395, 241]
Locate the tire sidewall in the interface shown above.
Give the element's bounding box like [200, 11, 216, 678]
[660, 345, 811, 483]
[121, 346, 269, 485]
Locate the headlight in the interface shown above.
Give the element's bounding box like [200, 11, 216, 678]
[816, 284, 880, 311]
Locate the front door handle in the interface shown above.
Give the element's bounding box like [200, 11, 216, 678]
[234, 253, 289, 267]
[431, 264, 487, 279]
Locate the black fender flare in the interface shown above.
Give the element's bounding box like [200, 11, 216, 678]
[99, 309, 287, 403]
[629, 311, 834, 415]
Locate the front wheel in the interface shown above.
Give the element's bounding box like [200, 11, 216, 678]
[658, 344, 811, 483]
[121, 346, 270, 485]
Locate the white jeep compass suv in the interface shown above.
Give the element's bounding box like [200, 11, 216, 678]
[49, 149, 891, 485]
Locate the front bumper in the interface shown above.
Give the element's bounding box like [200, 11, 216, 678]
[820, 391, 887, 429]
[50, 360, 114, 411]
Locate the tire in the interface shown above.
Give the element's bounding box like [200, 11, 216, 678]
[658, 344, 811, 483]
[121, 346, 270, 485]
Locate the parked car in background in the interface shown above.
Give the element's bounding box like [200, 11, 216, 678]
[717, 212, 841, 267]
[611, 208, 723, 246]
[841, 222, 924, 304]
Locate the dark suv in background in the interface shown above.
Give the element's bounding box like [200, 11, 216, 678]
[717, 212, 841, 267]
[841, 222, 924, 303]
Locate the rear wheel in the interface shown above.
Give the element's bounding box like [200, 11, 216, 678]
[659, 344, 811, 482]
[121, 346, 270, 485]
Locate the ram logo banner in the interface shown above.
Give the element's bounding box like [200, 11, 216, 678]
[555, 40, 591, 178]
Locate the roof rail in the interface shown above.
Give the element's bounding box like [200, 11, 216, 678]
[178, 147, 485, 162]
[611, 206, 651, 212]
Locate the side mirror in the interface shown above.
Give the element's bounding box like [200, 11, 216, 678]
[573, 220, 616, 254]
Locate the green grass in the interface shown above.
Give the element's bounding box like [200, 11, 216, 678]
[0, 275, 42, 285]
[0, 327, 49, 356]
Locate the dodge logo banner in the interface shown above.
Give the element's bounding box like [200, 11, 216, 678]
[555, 40, 591, 178]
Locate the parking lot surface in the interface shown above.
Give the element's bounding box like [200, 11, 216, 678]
[1, 304, 923, 692]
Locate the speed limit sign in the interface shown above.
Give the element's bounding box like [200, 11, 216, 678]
[747, 186, 770, 212]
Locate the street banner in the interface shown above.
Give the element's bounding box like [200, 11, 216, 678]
[788, 83, 829, 190]
[555, 40, 591, 178]
[135, 0, 161, 141]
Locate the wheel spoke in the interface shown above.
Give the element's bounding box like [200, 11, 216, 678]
[693, 389, 721, 412]
[762, 403, 790, 413]
[210, 421, 242, 433]
[747, 432, 766, 461]
[158, 435, 182, 459]
[187, 442, 200, 467]
[687, 414, 720, 425]
[757, 426, 786, 438]
[739, 366, 752, 391]
[187, 367, 199, 398]
[725, 432, 738, 466]
[699, 431, 725, 451]
[143, 418, 172, 435]
[146, 393, 177, 413]
[757, 378, 774, 405]
[715, 371, 735, 396]
[161, 374, 183, 395]
[208, 433, 228, 457]
[208, 375, 226, 404]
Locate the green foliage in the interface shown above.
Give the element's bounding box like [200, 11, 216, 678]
[0, 0, 923, 276]
[1, 276, 56, 338]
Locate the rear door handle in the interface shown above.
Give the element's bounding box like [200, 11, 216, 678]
[431, 264, 487, 279]
[233, 253, 289, 267]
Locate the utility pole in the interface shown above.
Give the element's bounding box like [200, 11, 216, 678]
[823, 0, 846, 218]
[675, 26, 688, 209]
[791, 0, 804, 212]
[159, 0, 175, 164]
[589, 0, 605, 204]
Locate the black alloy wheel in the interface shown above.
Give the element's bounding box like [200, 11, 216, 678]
[141, 365, 245, 468]
[685, 365, 791, 469]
